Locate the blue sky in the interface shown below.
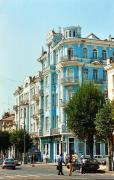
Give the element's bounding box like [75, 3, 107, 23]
[0, 0, 114, 116]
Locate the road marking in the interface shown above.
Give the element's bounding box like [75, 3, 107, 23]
[4, 176, 15, 179]
[16, 175, 28, 177]
[26, 174, 40, 177]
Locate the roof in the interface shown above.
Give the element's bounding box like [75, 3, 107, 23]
[86, 33, 100, 40]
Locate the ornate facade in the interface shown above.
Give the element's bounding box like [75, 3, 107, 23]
[37, 26, 114, 161]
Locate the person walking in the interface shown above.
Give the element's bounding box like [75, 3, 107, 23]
[45, 153, 48, 164]
[68, 154, 73, 176]
[57, 154, 64, 175]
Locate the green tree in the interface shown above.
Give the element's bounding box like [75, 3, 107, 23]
[65, 82, 105, 158]
[0, 131, 11, 153]
[95, 100, 114, 170]
[10, 129, 32, 153]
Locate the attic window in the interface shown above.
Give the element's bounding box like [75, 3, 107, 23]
[73, 31, 75, 37]
[69, 31, 71, 37]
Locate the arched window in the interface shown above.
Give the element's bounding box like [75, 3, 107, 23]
[83, 48, 88, 58]
[93, 49, 97, 59]
[69, 31, 71, 37]
[102, 50, 107, 60]
[73, 31, 75, 37]
[67, 48, 73, 60]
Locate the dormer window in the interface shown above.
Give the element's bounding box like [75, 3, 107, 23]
[73, 31, 75, 37]
[69, 31, 71, 37]
[93, 49, 97, 59]
[102, 50, 107, 60]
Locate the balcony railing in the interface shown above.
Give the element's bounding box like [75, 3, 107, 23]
[50, 128, 60, 135]
[60, 55, 81, 62]
[61, 77, 79, 85]
[19, 99, 29, 106]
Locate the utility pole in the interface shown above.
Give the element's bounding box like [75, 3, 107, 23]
[23, 108, 26, 164]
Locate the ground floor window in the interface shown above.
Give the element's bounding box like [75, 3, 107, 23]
[96, 142, 100, 155]
[56, 143, 59, 155]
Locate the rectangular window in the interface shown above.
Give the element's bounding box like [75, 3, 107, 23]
[57, 143, 59, 155]
[83, 48, 87, 58]
[45, 117, 49, 131]
[83, 69, 88, 79]
[56, 94, 58, 107]
[96, 142, 100, 155]
[45, 76, 48, 87]
[93, 69, 98, 81]
[105, 143, 108, 155]
[46, 95, 49, 110]
[86, 142, 90, 155]
[67, 67, 74, 77]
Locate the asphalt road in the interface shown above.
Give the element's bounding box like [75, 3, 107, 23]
[0, 164, 114, 180]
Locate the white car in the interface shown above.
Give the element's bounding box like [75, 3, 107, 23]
[2, 158, 16, 169]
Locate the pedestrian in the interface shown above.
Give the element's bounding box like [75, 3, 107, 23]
[80, 155, 86, 174]
[57, 154, 65, 175]
[65, 153, 69, 165]
[68, 154, 73, 176]
[45, 153, 48, 164]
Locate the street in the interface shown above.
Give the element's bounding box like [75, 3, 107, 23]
[0, 164, 114, 180]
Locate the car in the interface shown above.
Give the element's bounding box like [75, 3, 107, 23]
[2, 158, 16, 169]
[80, 158, 99, 173]
[71, 157, 99, 173]
[93, 155, 106, 165]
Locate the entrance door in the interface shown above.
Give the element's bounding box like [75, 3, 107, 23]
[69, 138, 74, 155]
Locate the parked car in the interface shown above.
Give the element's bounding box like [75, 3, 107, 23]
[2, 158, 16, 169]
[93, 155, 106, 165]
[71, 157, 99, 173]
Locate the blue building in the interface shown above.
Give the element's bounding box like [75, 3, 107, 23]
[37, 26, 114, 162]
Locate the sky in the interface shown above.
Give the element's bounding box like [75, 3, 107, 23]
[0, 0, 114, 117]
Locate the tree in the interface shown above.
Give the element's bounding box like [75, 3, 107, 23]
[10, 129, 32, 154]
[95, 100, 114, 170]
[65, 82, 105, 158]
[0, 131, 11, 154]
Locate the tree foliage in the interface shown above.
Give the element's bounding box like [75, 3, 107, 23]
[65, 82, 105, 157]
[0, 131, 11, 153]
[95, 100, 114, 170]
[10, 129, 32, 153]
[95, 101, 113, 139]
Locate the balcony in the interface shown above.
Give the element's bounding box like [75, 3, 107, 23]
[59, 56, 84, 67]
[61, 77, 79, 85]
[94, 79, 107, 85]
[61, 125, 71, 134]
[50, 128, 60, 135]
[19, 99, 29, 106]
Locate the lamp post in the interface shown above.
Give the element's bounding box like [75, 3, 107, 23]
[23, 108, 27, 164]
